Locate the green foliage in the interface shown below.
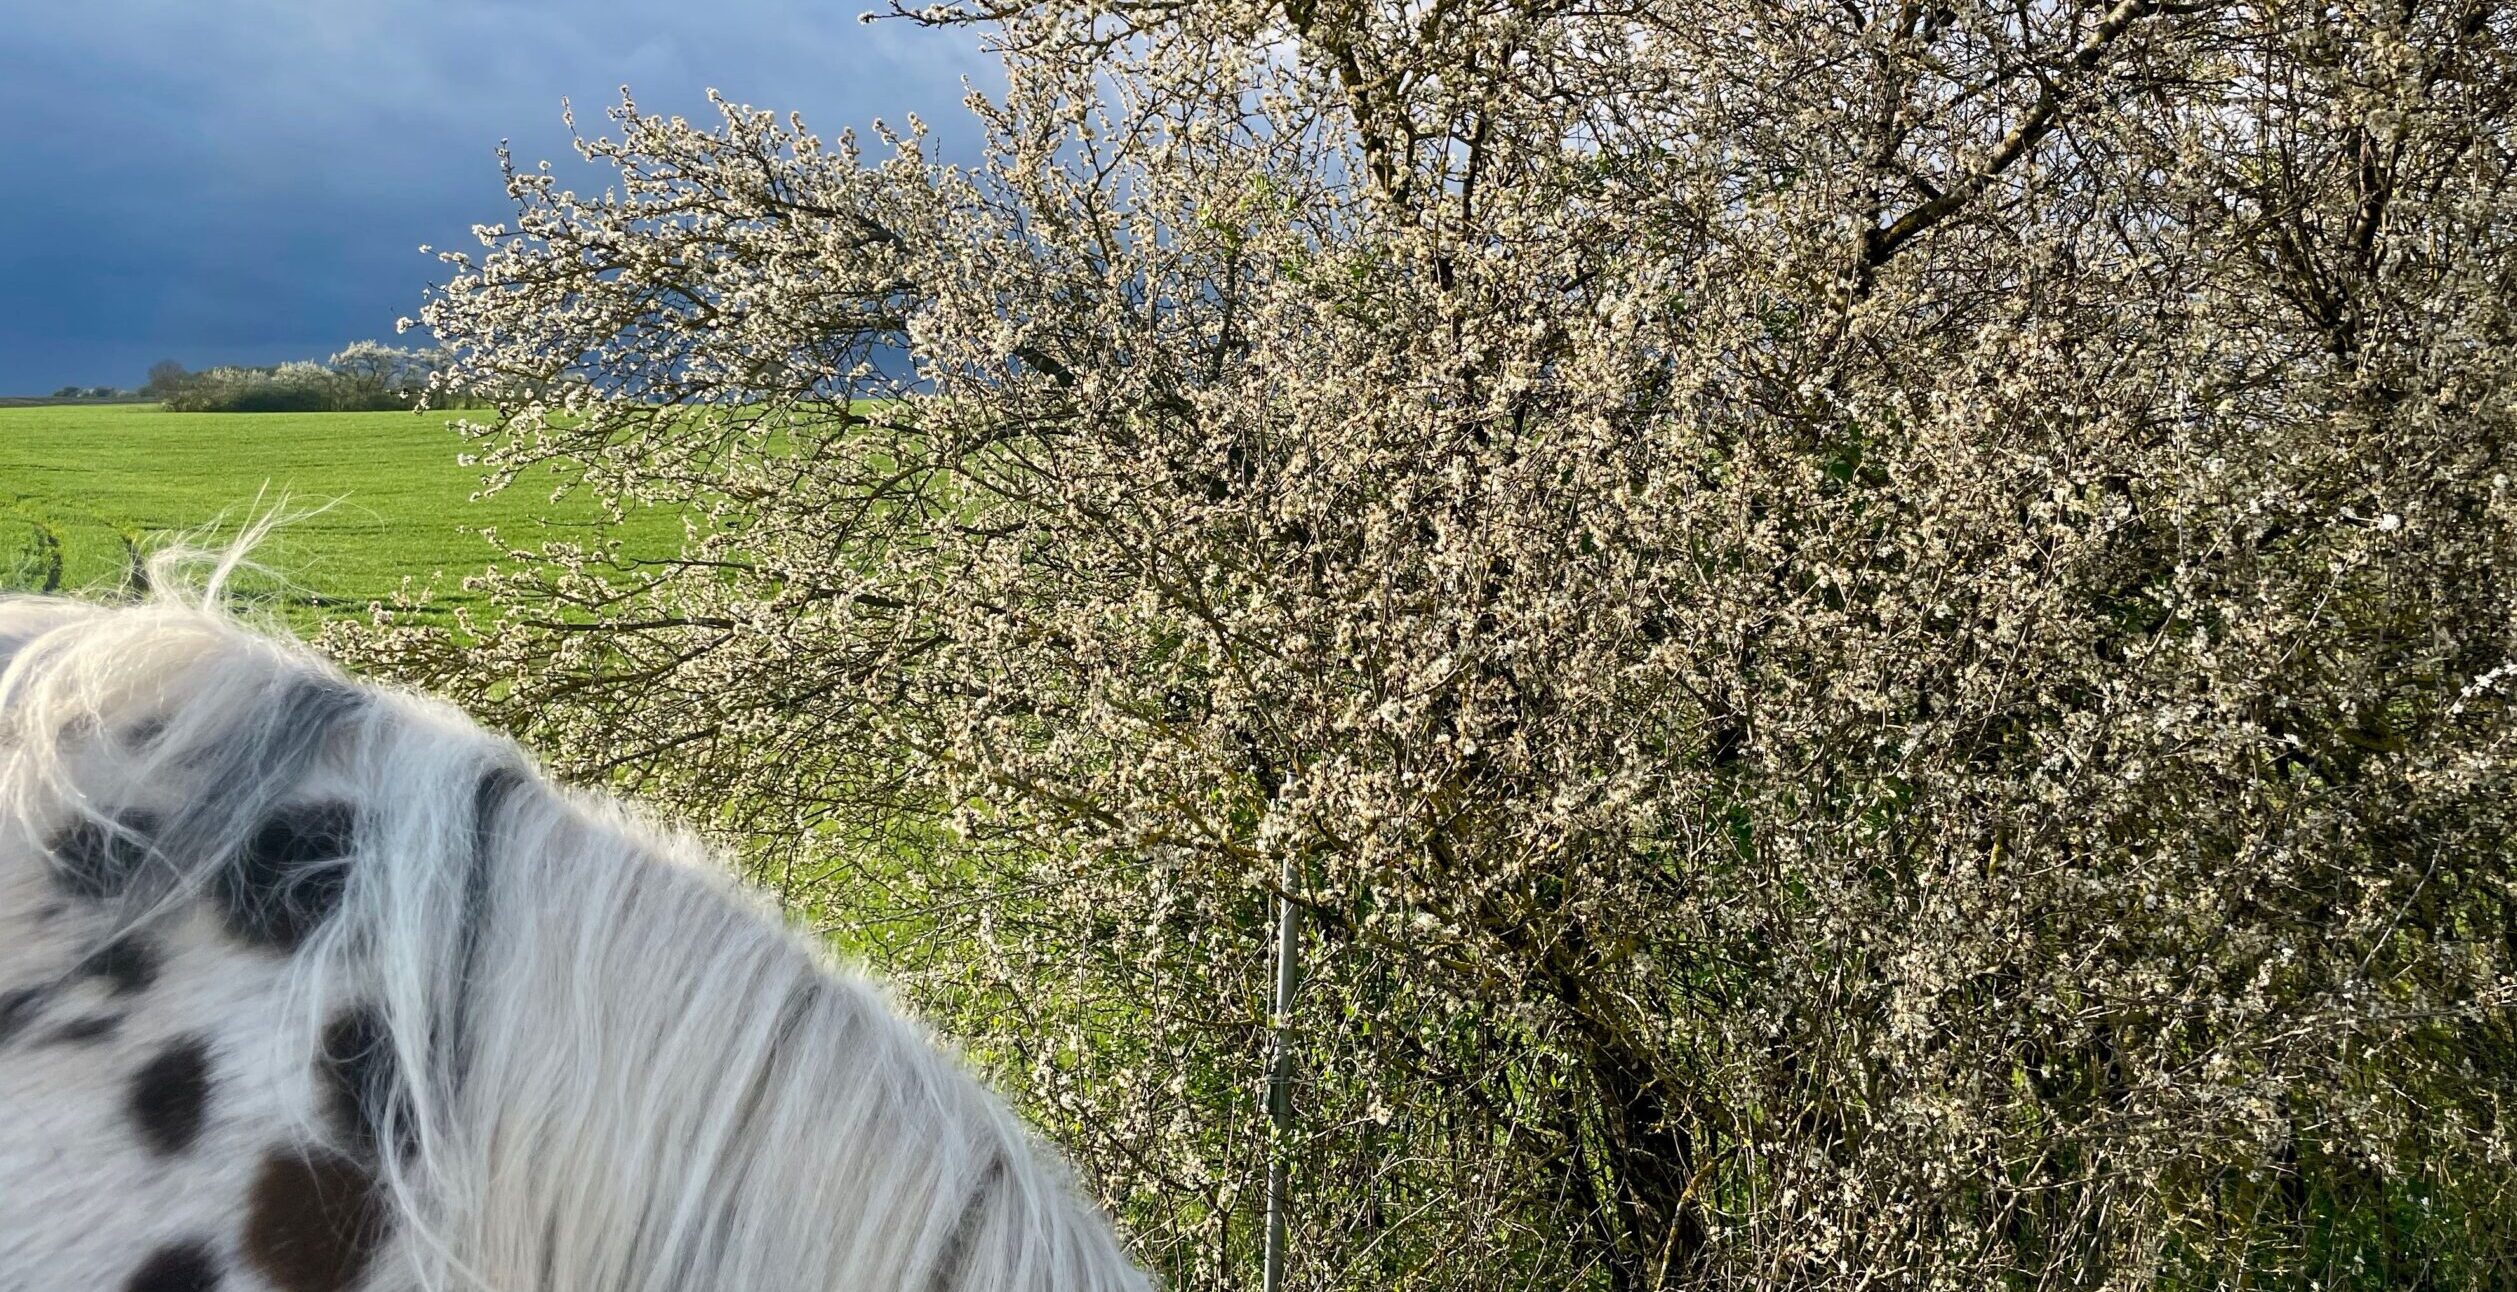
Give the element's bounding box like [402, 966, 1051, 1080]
[0, 405, 683, 630]
[181, 381, 337, 413]
[0, 515, 52, 592]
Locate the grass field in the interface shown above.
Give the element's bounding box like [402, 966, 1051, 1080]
[0, 404, 682, 628]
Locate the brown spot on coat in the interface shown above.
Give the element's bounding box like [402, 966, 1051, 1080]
[241, 1147, 393, 1292]
[0, 986, 46, 1046]
[77, 934, 161, 996]
[124, 1239, 223, 1292]
[216, 803, 358, 951]
[317, 1006, 413, 1160]
[51, 810, 161, 899]
[128, 1035, 214, 1156]
[43, 1013, 123, 1045]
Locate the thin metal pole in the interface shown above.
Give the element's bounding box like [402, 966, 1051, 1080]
[1261, 854, 1301, 1292]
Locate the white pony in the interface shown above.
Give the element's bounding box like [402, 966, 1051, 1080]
[0, 570, 1146, 1292]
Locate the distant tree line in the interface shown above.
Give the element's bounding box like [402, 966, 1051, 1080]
[146, 342, 463, 412]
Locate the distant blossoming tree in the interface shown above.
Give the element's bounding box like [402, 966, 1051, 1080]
[353, 1, 2517, 1287]
[156, 343, 446, 412]
[326, 341, 443, 407]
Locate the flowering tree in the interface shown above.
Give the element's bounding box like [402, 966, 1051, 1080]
[350, 1, 2517, 1286]
[154, 343, 446, 412]
[325, 341, 444, 407]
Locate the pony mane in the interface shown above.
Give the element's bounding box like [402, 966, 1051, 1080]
[0, 589, 1146, 1292]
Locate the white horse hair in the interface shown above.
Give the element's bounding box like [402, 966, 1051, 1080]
[0, 564, 1146, 1292]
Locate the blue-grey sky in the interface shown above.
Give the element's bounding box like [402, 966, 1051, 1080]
[0, 0, 994, 393]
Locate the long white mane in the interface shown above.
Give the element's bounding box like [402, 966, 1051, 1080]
[0, 580, 1146, 1292]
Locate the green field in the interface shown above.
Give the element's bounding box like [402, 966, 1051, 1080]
[0, 404, 680, 627]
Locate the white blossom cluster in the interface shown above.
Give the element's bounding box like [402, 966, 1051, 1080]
[343, 1, 2517, 1286]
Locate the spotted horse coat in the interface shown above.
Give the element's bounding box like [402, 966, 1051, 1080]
[0, 597, 1147, 1292]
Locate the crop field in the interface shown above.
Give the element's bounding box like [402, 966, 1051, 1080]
[0, 404, 682, 628]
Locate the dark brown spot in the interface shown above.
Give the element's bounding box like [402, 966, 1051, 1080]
[216, 803, 358, 951]
[926, 1154, 1007, 1292]
[0, 986, 46, 1046]
[77, 934, 161, 997]
[128, 1035, 214, 1156]
[241, 1147, 393, 1292]
[44, 1013, 123, 1045]
[124, 1239, 223, 1292]
[51, 810, 161, 900]
[318, 1007, 411, 1160]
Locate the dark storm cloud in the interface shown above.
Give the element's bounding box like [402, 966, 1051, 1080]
[0, 0, 991, 392]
